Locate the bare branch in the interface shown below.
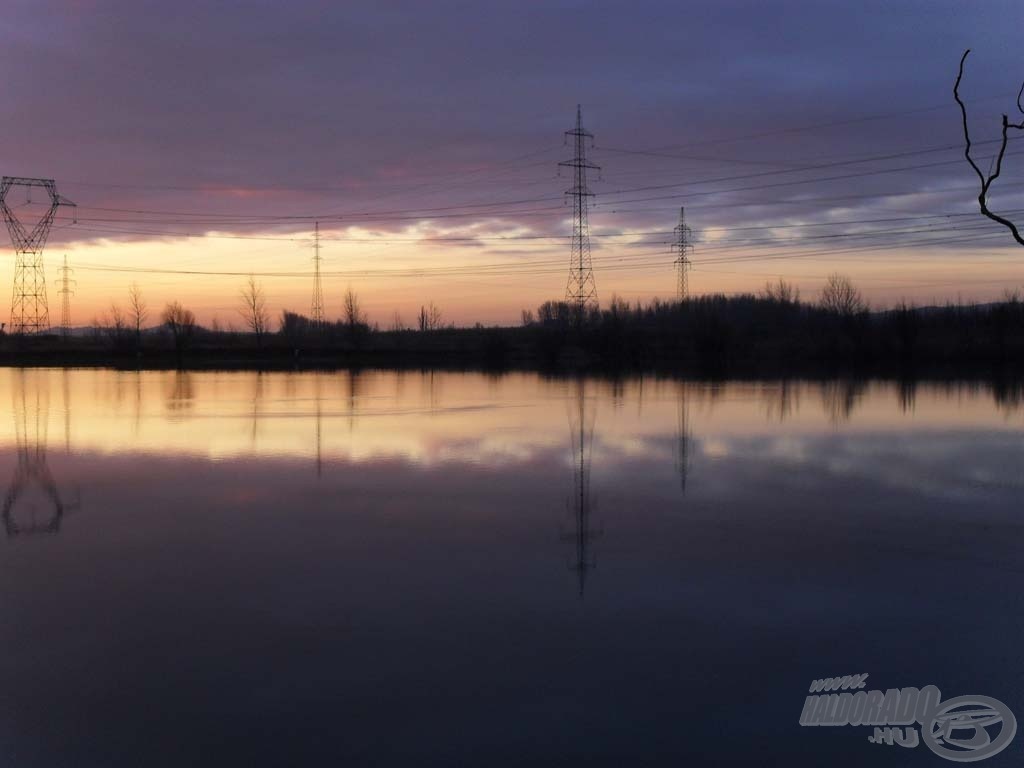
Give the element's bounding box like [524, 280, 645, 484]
[954, 49, 1024, 246]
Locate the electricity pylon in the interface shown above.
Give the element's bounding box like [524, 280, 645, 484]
[559, 106, 599, 322]
[55, 255, 76, 337]
[311, 221, 325, 325]
[673, 207, 693, 301]
[0, 177, 76, 334]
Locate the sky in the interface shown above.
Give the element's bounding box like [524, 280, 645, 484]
[2, 0, 1024, 328]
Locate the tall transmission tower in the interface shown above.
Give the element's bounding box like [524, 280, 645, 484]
[673, 206, 693, 301]
[311, 221, 325, 325]
[559, 106, 600, 321]
[0, 177, 76, 334]
[55, 255, 75, 338]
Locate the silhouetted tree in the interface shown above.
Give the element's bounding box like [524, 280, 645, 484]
[820, 274, 866, 316]
[239, 275, 270, 347]
[128, 283, 147, 346]
[761, 277, 800, 304]
[99, 304, 132, 350]
[162, 301, 196, 362]
[954, 49, 1024, 246]
[418, 301, 443, 331]
[343, 286, 365, 330]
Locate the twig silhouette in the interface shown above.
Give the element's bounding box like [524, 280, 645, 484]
[953, 49, 1024, 246]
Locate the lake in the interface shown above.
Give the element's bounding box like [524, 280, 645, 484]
[1, 368, 1022, 766]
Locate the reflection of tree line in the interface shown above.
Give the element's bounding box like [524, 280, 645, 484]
[770, 378, 1021, 423]
[246, 369, 366, 476]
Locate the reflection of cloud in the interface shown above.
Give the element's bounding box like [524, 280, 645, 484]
[701, 431, 1024, 503]
[702, 439, 730, 459]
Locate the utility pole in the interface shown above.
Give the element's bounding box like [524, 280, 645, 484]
[0, 177, 76, 334]
[55, 255, 75, 338]
[311, 221, 325, 326]
[559, 106, 600, 323]
[674, 207, 693, 302]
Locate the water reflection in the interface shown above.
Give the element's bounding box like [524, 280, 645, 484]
[3, 371, 79, 536]
[763, 379, 799, 423]
[166, 371, 194, 419]
[674, 380, 691, 495]
[314, 374, 323, 477]
[894, 376, 915, 413]
[563, 378, 600, 597]
[1, 369, 1022, 766]
[820, 379, 867, 425]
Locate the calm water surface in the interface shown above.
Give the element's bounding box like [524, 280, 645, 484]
[1, 368, 1022, 766]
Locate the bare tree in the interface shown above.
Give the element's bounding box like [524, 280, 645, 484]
[761, 277, 800, 304]
[418, 301, 443, 331]
[389, 311, 405, 332]
[162, 301, 196, 362]
[239, 275, 270, 347]
[954, 49, 1024, 246]
[820, 273, 866, 316]
[343, 286, 365, 330]
[100, 303, 130, 346]
[128, 283, 148, 344]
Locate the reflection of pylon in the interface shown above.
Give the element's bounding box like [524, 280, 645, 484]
[563, 378, 601, 597]
[3, 371, 79, 536]
[0, 177, 76, 334]
[314, 374, 322, 478]
[674, 382, 691, 495]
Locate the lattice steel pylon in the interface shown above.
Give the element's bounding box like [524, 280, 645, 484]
[0, 177, 76, 334]
[673, 207, 693, 301]
[559, 106, 600, 321]
[311, 221, 325, 325]
[55, 254, 75, 338]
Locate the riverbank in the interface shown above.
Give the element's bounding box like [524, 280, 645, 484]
[2, 294, 1022, 377]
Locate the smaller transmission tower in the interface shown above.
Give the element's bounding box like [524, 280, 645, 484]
[559, 106, 600, 321]
[673, 207, 693, 301]
[55, 255, 75, 338]
[311, 221, 325, 325]
[0, 177, 76, 334]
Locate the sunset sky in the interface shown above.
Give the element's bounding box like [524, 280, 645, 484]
[3, 0, 1024, 327]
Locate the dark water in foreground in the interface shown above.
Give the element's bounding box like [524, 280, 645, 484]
[1, 369, 1022, 766]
